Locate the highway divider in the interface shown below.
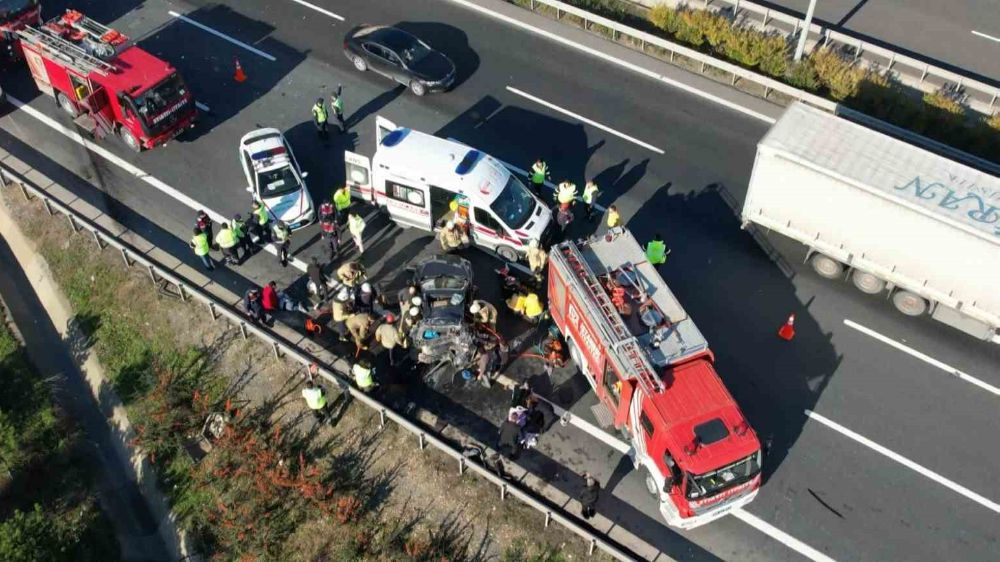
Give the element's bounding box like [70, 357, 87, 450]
[0, 154, 647, 562]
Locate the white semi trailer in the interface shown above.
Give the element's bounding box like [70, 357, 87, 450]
[742, 102, 1000, 342]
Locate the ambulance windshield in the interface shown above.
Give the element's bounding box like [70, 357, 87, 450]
[490, 175, 535, 229]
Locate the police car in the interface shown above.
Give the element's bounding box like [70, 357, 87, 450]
[239, 128, 315, 230]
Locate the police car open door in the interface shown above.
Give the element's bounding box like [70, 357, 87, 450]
[344, 151, 373, 202]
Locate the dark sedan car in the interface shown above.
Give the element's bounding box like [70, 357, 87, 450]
[343, 25, 456, 96]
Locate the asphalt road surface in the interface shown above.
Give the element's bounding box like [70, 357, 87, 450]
[761, 0, 1000, 83]
[1, 0, 998, 560]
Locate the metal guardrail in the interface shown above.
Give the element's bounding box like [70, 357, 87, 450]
[523, 0, 1000, 116]
[0, 163, 638, 562]
[525, 0, 836, 111]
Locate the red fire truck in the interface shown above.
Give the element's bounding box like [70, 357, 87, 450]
[0, 0, 40, 62]
[16, 10, 197, 151]
[548, 228, 762, 528]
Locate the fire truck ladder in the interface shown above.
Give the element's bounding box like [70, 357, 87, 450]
[60, 10, 128, 56]
[17, 26, 115, 76]
[560, 243, 664, 394]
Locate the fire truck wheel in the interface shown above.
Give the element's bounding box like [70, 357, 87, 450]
[56, 92, 79, 117]
[119, 127, 142, 152]
[495, 245, 518, 262]
[352, 55, 367, 72]
[644, 470, 659, 497]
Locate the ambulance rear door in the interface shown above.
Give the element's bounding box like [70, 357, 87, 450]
[382, 177, 432, 231]
[344, 151, 375, 203]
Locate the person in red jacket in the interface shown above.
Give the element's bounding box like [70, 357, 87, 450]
[262, 281, 307, 313]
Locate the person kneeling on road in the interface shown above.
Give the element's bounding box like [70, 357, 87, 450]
[243, 287, 271, 326]
[262, 280, 309, 314]
[301, 380, 330, 423]
[352, 357, 376, 393]
[506, 290, 544, 323]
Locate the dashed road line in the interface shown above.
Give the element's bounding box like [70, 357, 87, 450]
[971, 30, 1000, 43]
[443, 0, 776, 123]
[168, 10, 277, 61]
[5, 95, 306, 271]
[844, 319, 1000, 397]
[287, 0, 345, 21]
[806, 409, 1000, 515]
[731, 509, 838, 562]
[506, 86, 665, 154]
[195, 101, 211, 112]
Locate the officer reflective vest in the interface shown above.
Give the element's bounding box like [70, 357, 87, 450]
[191, 232, 210, 256]
[254, 204, 269, 226]
[531, 161, 548, 184]
[348, 214, 365, 236]
[273, 223, 290, 242]
[215, 228, 237, 249]
[524, 293, 543, 318]
[646, 240, 668, 265]
[312, 102, 328, 123]
[556, 182, 577, 204]
[606, 208, 621, 228]
[231, 218, 246, 240]
[352, 363, 374, 389]
[302, 386, 327, 409]
[331, 95, 344, 114]
[582, 182, 599, 205]
[333, 187, 352, 212]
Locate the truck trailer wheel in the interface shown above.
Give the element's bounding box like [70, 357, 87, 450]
[892, 290, 928, 316]
[851, 270, 886, 294]
[56, 92, 79, 117]
[810, 253, 843, 279]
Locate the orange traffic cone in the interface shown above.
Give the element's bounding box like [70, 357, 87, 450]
[777, 314, 796, 341]
[233, 58, 247, 83]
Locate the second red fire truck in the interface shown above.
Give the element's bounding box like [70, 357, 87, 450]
[16, 10, 197, 151]
[548, 228, 763, 528]
[0, 0, 40, 63]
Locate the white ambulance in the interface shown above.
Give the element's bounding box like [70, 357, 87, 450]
[344, 116, 553, 261]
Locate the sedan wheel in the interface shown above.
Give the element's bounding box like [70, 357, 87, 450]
[352, 55, 367, 72]
[409, 80, 427, 96]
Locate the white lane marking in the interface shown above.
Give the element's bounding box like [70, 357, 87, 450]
[287, 0, 345, 21]
[506, 86, 665, 154]
[971, 30, 1000, 43]
[444, 0, 775, 123]
[445, 137, 608, 212]
[168, 11, 277, 61]
[195, 101, 211, 112]
[843, 319, 1000, 397]
[731, 509, 838, 562]
[5, 95, 307, 272]
[805, 409, 1000, 515]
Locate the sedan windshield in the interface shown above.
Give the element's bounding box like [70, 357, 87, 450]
[420, 276, 467, 292]
[257, 167, 301, 198]
[399, 40, 432, 65]
[490, 175, 535, 230]
[686, 451, 762, 500]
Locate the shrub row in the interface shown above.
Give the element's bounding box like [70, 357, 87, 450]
[530, 0, 1000, 164]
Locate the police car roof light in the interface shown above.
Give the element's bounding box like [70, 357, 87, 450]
[251, 146, 287, 161]
[455, 150, 481, 175]
[381, 128, 410, 147]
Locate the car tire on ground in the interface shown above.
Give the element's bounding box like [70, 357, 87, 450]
[409, 80, 426, 96]
[495, 245, 518, 262]
[56, 92, 79, 117]
[892, 290, 928, 316]
[810, 253, 843, 279]
[352, 55, 367, 72]
[119, 126, 142, 152]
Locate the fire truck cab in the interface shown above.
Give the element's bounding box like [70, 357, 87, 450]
[548, 228, 762, 529]
[17, 10, 197, 151]
[0, 0, 40, 62]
